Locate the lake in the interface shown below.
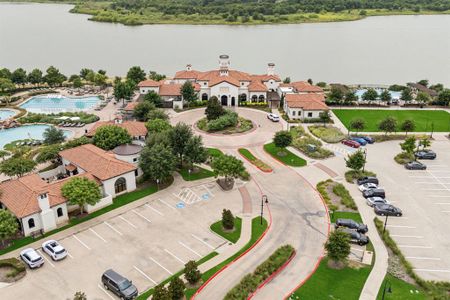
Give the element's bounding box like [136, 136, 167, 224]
[0, 3, 449, 86]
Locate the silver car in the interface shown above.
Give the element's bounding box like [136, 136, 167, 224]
[366, 197, 390, 207]
[42, 240, 67, 261]
[358, 183, 378, 192]
[20, 248, 44, 269]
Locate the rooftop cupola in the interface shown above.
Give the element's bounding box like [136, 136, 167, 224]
[219, 54, 230, 76]
[267, 63, 275, 76]
[186, 64, 192, 71]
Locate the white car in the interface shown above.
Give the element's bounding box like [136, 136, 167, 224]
[358, 183, 378, 192]
[267, 113, 280, 122]
[42, 240, 67, 261]
[20, 248, 44, 269]
[367, 197, 390, 207]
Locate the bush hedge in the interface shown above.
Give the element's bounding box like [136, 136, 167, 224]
[207, 111, 238, 131]
[345, 170, 377, 183]
[224, 245, 295, 299]
[394, 152, 414, 165]
[0, 258, 26, 278]
[317, 179, 338, 211]
[308, 125, 345, 143]
[19, 112, 99, 125]
[332, 183, 357, 210]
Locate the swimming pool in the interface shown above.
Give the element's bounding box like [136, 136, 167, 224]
[20, 95, 101, 114]
[355, 89, 401, 101]
[0, 109, 16, 120]
[0, 124, 72, 149]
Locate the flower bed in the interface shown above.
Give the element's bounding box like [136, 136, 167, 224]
[290, 126, 334, 159]
[238, 148, 272, 172]
[308, 125, 345, 143]
[197, 112, 253, 134]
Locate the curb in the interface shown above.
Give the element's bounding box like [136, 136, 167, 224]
[238, 149, 273, 173]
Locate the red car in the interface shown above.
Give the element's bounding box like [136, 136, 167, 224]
[342, 139, 360, 148]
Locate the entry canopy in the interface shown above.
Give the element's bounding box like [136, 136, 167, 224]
[70, 117, 80, 121]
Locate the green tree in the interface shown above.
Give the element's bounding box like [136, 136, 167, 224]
[325, 230, 350, 265]
[64, 136, 91, 149]
[36, 144, 61, 163]
[429, 83, 444, 92]
[415, 91, 430, 104]
[184, 260, 202, 285]
[126, 66, 146, 84]
[73, 291, 87, 300]
[43, 126, 66, 144]
[11, 68, 27, 86]
[400, 136, 417, 155]
[317, 82, 327, 88]
[222, 209, 235, 230]
[379, 90, 392, 102]
[44, 66, 66, 87]
[72, 77, 83, 88]
[147, 108, 169, 121]
[400, 119, 415, 136]
[0, 68, 12, 79]
[148, 70, 166, 81]
[0, 150, 9, 161]
[319, 110, 331, 125]
[378, 116, 397, 135]
[417, 79, 429, 87]
[0, 157, 36, 177]
[181, 81, 197, 106]
[168, 277, 185, 300]
[0, 78, 15, 93]
[211, 154, 246, 185]
[328, 87, 344, 102]
[437, 89, 450, 106]
[139, 144, 176, 181]
[144, 90, 163, 107]
[0, 209, 19, 247]
[184, 135, 208, 168]
[205, 96, 225, 121]
[80, 68, 94, 80]
[93, 73, 107, 87]
[145, 118, 171, 133]
[283, 77, 291, 84]
[400, 88, 413, 101]
[133, 101, 155, 121]
[362, 88, 378, 101]
[419, 137, 431, 150]
[93, 125, 132, 150]
[61, 177, 102, 214]
[349, 118, 365, 135]
[345, 150, 366, 172]
[273, 130, 292, 151]
[168, 123, 193, 166]
[113, 80, 134, 106]
[152, 284, 170, 300]
[27, 69, 43, 86]
[145, 131, 171, 149]
[344, 91, 357, 103]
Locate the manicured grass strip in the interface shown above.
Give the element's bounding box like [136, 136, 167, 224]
[225, 245, 295, 299]
[263, 142, 307, 167]
[210, 217, 242, 243]
[291, 258, 372, 300]
[186, 217, 268, 299]
[207, 147, 223, 158]
[376, 273, 426, 300]
[333, 109, 450, 132]
[238, 148, 272, 172]
[178, 165, 215, 181]
[0, 180, 170, 256]
[332, 183, 357, 210]
[329, 211, 363, 224]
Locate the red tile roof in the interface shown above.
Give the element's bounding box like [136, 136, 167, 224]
[86, 121, 147, 138]
[248, 80, 268, 92]
[174, 70, 202, 80]
[290, 81, 324, 93]
[137, 79, 161, 87]
[159, 83, 182, 96]
[59, 144, 136, 181]
[285, 94, 328, 110]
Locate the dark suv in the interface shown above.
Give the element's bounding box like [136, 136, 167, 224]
[363, 188, 385, 199]
[338, 228, 369, 246]
[415, 150, 436, 160]
[357, 176, 379, 185]
[335, 218, 368, 233]
[102, 269, 138, 299]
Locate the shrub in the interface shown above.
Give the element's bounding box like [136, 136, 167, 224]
[222, 209, 235, 230]
[184, 260, 202, 285]
[0, 258, 26, 278]
[394, 152, 414, 165]
[332, 183, 357, 210]
[317, 180, 338, 211]
[207, 111, 238, 131]
[308, 125, 345, 143]
[345, 170, 377, 183]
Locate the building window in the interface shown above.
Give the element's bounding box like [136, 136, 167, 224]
[203, 82, 207, 86]
[114, 177, 127, 194]
[292, 111, 296, 116]
[241, 82, 244, 86]
[134, 170, 138, 176]
[28, 218, 35, 229]
[133, 157, 138, 162]
[251, 95, 258, 102]
[57, 207, 63, 217]
[258, 95, 265, 102]
[308, 112, 313, 118]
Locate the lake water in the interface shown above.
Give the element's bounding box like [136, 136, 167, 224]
[0, 3, 449, 86]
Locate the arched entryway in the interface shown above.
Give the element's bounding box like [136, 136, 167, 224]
[114, 177, 127, 194]
[231, 97, 235, 106]
[201, 93, 208, 101]
[259, 95, 265, 102]
[251, 95, 258, 103]
[221, 95, 228, 106]
[239, 93, 247, 103]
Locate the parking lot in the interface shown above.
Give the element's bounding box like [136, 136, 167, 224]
[1, 181, 240, 299]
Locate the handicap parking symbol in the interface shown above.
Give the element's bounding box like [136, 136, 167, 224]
[176, 202, 185, 209]
[202, 193, 210, 200]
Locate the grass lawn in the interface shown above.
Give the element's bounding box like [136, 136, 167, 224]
[263, 142, 307, 167]
[376, 274, 425, 300]
[207, 147, 223, 158]
[333, 109, 450, 132]
[329, 211, 363, 223]
[238, 148, 272, 172]
[178, 165, 215, 181]
[210, 217, 242, 243]
[291, 258, 372, 300]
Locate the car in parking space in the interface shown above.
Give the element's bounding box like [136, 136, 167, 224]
[363, 188, 385, 199]
[341, 139, 360, 148]
[366, 196, 390, 207]
[405, 161, 427, 170]
[20, 248, 44, 269]
[42, 240, 67, 261]
[351, 137, 367, 146]
[415, 150, 436, 160]
[338, 228, 370, 246]
[335, 218, 368, 233]
[359, 136, 375, 144]
[102, 269, 138, 300]
[267, 113, 280, 122]
[357, 176, 379, 185]
[358, 182, 378, 192]
[374, 204, 403, 216]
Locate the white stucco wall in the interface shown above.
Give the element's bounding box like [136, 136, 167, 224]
[102, 171, 137, 197]
[303, 110, 322, 119]
[210, 82, 239, 103]
[52, 203, 69, 225]
[264, 79, 279, 91]
[21, 213, 43, 236]
[139, 87, 159, 94]
[115, 154, 143, 177]
[84, 194, 113, 213]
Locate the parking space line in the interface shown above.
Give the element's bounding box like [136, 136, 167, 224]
[119, 215, 138, 229]
[430, 195, 450, 198]
[202, 184, 214, 197]
[133, 266, 157, 284]
[145, 203, 164, 216]
[406, 256, 441, 261]
[351, 247, 364, 252]
[89, 228, 107, 243]
[178, 241, 202, 258]
[441, 211, 450, 213]
[67, 251, 74, 259]
[133, 209, 152, 223]
[149, 257, 173, 275]
[398, 245, 432, 249]
[164, 249, 186, 264]
[37, 250, 55, 268]
[104, 221, 123, 236]
[425, 188, 449, 191]
[386, 225, 416, 228]
[415, 182, 443, 184]
[159, 198, 176, 210]
[414, 269, 450, 273]
[98, 284, 115, 300]
[73, 234, 91, 250]
[434, 202, 450, 205]
[391, 235, 424, 239]
[191, 234, 215, 250]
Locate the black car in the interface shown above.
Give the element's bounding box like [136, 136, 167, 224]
[359, 136, 375, 144]
[362, 188, 385, 199]
[102, 269, 138, 300]
[338, 228, 370, 246]
[405, 161, 427, 170]
[357, 176, 379, 186]
[335, 218, 368, 233]
[415, 150, 436, 160]
[374, 204, 402, 217]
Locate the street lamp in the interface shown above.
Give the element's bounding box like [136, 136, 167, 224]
[383, 214, 389, 234]
[261, 195, 269, 225]
[156, 178, 160, 191]
[362, 148, 368, 172]
[188, 169, 192, 181]
[381, 280, 392, 300]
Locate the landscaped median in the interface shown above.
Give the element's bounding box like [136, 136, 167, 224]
[263, 142, 307, 167]
[210, 217, 242, 244]
[238, 148, 272, 172]
[178, 165, 215, 181]
[224, 245, 295, 300]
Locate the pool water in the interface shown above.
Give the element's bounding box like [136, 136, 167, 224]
[20, 95, 100, 114]
[355, 89, 401, 101]
[0, 109, 15, 120]
[0, 124, 72, 149]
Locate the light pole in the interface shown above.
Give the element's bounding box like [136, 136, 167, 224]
[383, 214, 389, 234]
[362, 148, 368, 172]
[188, 169, 192, 181]
[381, 280, 392, 300]
[261, 195, 268, 225]
[156, 178, 160, 191]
